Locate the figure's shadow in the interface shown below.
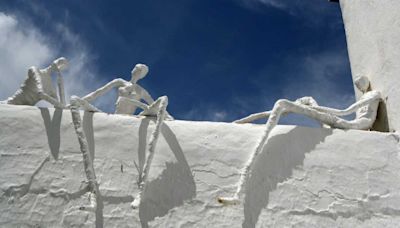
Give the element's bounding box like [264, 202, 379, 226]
[40, 109, 95, 161]
[137, 119, 196, 227]
[40, 108, 63, 160]
[242, 127, 332, 228]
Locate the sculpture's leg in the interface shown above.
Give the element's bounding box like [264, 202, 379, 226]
[234, 111, 271, 124]
[131, 96, 168, 209]
[218, 99, 286, 205]
[70, 95, 101, 112]
[38, 91, 64, 109]
[219, 99, 372, 205]
[70, 98, 100, 212]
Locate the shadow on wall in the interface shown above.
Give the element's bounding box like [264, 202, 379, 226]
[372, 101, 390, 132]
[40, 109, 96, 161]
[242, 127, 333, 228]
[40, 108, 63, 160]
[137, 119, 196, 228]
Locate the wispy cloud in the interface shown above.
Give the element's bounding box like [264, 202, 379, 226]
[0, 13, 52, 99]
[182, 105, 231, 122]
[0, 12, 115, 111]
[281, 49, 355, 108]
[237, 0, 342, 27]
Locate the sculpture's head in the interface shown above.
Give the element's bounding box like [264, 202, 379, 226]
[131, 64, 149, 83]
[52, 57, 68, 71]
[354, 76, 370, 93]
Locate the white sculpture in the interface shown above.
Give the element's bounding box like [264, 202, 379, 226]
[71, 63, 172, 119]
[69, 97, 100, 213]
[218, 76, 382, 205]
[1, 57, 68, 108]
[68, 64, 171, 210]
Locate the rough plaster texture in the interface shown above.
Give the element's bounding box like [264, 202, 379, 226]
[1, 105, 400, 227]
[340, 0, 400, 132]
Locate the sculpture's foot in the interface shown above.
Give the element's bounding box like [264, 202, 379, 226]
[131, 195, 141, 209]
[217, 196, 240, 206]
[79, 204, 96, 212]
[78, 192, 97, 212]
[233, 120, 246, 124]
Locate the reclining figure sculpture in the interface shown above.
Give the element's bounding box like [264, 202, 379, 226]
[218, 76, 382, 205]
[68, 64, 170, 211]
[1, 57, 68, 108]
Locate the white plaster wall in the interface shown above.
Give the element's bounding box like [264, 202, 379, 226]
[339, 0, 400, 131]
[0, 105, 400, 227]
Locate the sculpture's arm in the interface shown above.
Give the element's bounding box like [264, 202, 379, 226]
[118, 96, 150, 111]
[310, 92, 381, 116]
[134, 85, 175, 119]
[234, 111, 272, 124]
[56, 69, 66, 105]
[82, 79, 127, 102]
[136, 86, 155, 105]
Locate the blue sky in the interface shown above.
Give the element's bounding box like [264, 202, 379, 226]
[0, 0, 354, 125]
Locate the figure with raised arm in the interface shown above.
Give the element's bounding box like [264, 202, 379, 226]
[68, 63, 171, 210]
[218, 76, 382, 205]
[1, 57, 68, 108]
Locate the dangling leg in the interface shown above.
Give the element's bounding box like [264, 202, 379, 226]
[218, 99, 287, 205]
[70, 98, 100, 212]
[218, 99, 371, 205]
[131, 96, 168, 209]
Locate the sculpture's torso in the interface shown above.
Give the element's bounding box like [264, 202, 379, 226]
[115, 83, 146, 114]
[356, 90, 381, 120]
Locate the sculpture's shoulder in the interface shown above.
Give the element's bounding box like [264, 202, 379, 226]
[132, 84, 148, 95]
[362, 90, 381, 100]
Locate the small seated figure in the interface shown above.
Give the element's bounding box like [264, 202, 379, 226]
[68, 64, 170, 210]
[72, 63, 173, 119]
[218, 76, 382, 205]
[1, 57, 68, 108]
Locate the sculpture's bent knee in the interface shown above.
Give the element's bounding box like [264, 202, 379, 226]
[274, 99, 291, 110]
[160, 96, 168, 106]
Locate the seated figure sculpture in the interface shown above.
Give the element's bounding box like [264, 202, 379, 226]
[68, 64, 170, 210]
[1, 57, 68, 108]
[218, 76, 382, 205]
[72, 63, 172, 118]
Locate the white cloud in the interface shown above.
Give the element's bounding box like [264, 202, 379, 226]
[181, 105, 231, 122]
[246, 0, 333, 14]
[281, 50, 355, 108]
[238, 0, 341, 27]
[0, 13, 52, 99]
[0, 12, 114, 111]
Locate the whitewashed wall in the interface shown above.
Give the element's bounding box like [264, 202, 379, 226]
[340, 0, 400, 132]
[1, 105, 399, 227]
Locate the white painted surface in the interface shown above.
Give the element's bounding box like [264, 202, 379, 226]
[0, 105, 399, 227]
[340, 0, 400, 131]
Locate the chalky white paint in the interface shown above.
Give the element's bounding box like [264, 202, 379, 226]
[1, 105, 399, 227]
